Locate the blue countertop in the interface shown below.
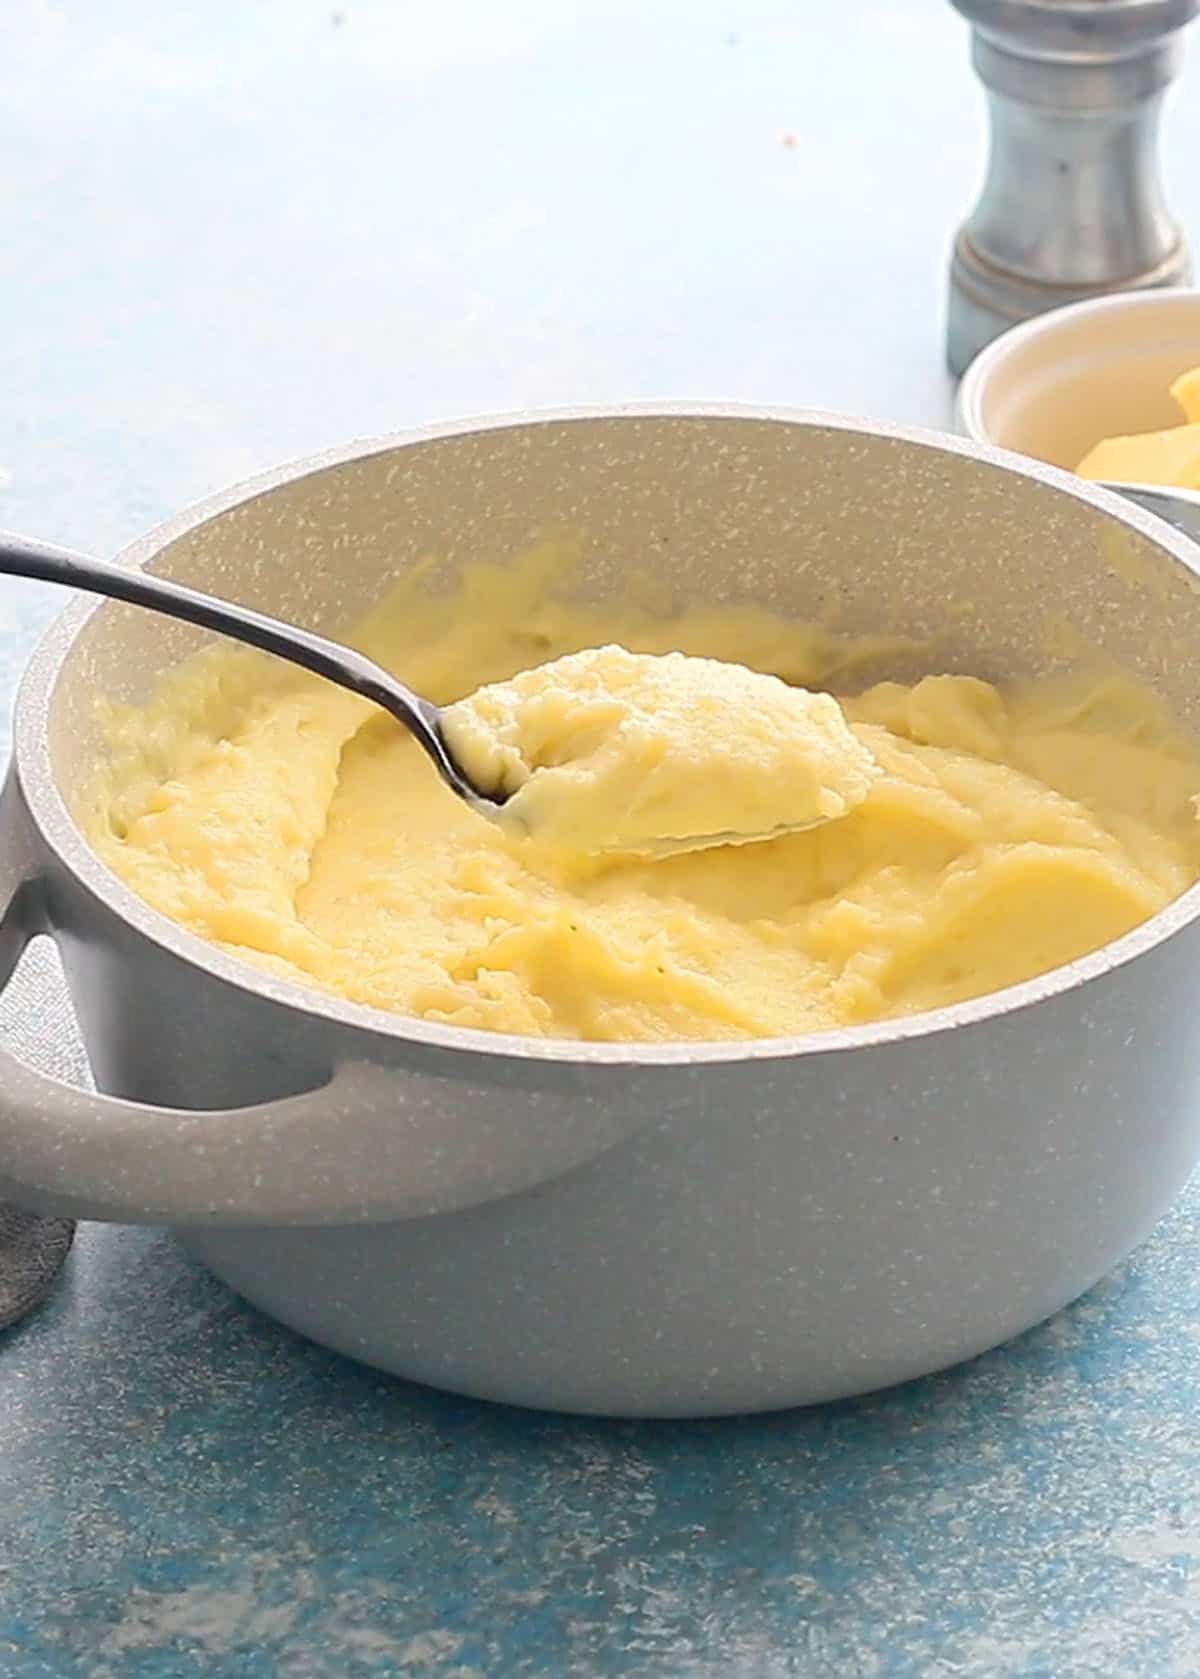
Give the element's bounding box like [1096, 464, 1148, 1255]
[4, 3, 1200, 1674]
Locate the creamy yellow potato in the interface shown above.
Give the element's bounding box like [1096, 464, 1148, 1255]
[1077, 366, 1200, 489]
[89, 551, 1200, 1043]
[443, 644, 879, 854]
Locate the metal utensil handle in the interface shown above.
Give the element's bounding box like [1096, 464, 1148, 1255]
[1107, 485, 1200, 546]
[0, 531, 478, 802]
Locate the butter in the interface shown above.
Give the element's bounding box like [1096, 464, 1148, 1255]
[1077, 364, 1200, 489]
[1172, 366, 1200, 424]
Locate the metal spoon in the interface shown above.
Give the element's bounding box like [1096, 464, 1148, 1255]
[1104, 482, 1200, 545]
[0, 532, 503, 815]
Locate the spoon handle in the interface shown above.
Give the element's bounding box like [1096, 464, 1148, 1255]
[0, 531, 485, 805]
[1105, 485, 1200, 546]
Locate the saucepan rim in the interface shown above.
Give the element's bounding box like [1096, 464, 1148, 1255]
[14, 402, 1200, 1070]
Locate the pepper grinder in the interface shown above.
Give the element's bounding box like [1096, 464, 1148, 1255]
[946, 0, 1200, 377]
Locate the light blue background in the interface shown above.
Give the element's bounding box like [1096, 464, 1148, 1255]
[3, 4, 1200, 1673]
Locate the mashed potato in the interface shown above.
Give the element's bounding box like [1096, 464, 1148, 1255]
[442, 644, 879, 854]
[89, 550, 1200, 1042]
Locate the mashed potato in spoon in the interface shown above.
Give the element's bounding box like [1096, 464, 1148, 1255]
[442, 644, 879, 855]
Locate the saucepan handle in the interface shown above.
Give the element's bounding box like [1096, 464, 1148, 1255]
[0, 775, 417, 1226]
[0, 773, 647, 1226]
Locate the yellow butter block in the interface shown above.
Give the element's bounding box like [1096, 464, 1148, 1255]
[1076, 363, 1200, 488]
[1077, 422, 1200, 490]
[1170, 366, 1200, 424]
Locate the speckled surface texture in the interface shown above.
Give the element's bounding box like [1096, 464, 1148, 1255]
[4, 1, 1200, 1673]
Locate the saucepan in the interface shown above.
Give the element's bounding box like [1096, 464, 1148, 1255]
[2, 407, 1200, 1418]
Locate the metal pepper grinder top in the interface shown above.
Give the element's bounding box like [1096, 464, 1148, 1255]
[946, 0, 1200, 377]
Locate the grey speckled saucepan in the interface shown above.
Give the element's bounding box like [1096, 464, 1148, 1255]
[2, 408, 1200, 1417]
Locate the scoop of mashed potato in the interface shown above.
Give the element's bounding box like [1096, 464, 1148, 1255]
[442, 644, 878, 854]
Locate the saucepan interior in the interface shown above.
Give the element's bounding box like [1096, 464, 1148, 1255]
[36, 409, 1200, 1039]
